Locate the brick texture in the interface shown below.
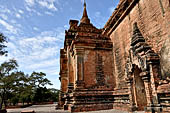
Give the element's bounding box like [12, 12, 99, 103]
[58, 0, 170, 112]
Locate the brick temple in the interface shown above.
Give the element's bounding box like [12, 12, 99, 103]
[58, 0, 170, 112]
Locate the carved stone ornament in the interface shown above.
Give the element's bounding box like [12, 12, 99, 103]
[125, 22, 160, 81]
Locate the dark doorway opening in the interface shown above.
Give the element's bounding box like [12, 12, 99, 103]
[133, 65, 147, 111]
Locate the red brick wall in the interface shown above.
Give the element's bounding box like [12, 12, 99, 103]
[68, 55, 74, 84]
[110, 0, 170, 88]
[61, 78, 68, 93]
[83, 49, 116, 89]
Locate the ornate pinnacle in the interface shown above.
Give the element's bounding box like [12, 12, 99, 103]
[80, 0, 90, 24]
[84, 0, 86, 7]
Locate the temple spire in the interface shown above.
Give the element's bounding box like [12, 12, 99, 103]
[80, 0, 90, 24]
[84, 0, 86, 7]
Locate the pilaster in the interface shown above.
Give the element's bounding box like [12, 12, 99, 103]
[141, 72, 152, 107]
[75, 47, 85, 89]
[126, 77, 137, 111]
[145, 65, 161, 112]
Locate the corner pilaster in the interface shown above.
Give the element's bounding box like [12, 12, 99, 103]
[126, 77, 137, 112]
[75, 47, 85, 89]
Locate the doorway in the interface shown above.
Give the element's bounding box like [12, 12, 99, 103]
[133, 66, 147, 111]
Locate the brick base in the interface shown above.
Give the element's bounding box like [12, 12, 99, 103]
[70, 103, 113, 112]
[112, 104, 130, 111]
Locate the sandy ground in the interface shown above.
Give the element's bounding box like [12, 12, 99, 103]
[7, 104, 144, 113]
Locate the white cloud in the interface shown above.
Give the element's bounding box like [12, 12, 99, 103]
[0, 56, 9, 64]
[0, 6, 11, 14]
[33, 27, 39, 31]
[18, 10, 24, 14]
[27, 58, 59, 70]
[0, 14, 8, 20]
[25, 6, 32, 12]
[25, 0, 35, 6]
[25, 0, 59, 13]
[39, 66, 59, 76]
[5, 29, 64, 68]
[25, 5, 42, 16]
[6, 30, 64, 87]
[40, 30, 56, 36]
[38, 0, 58, 11]
[0, 19, 17, 34]
[16, 13, 21, 18]
[45, 11, 54, 16]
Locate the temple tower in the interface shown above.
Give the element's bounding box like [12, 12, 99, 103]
[58, 0, 170, 112]
[58, 1, 116, 112]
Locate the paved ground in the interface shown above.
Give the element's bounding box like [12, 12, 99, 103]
[7, 104, 144, 113]
[7, 104, 68, 113]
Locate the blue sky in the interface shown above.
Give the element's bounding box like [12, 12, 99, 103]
[0, 0, 119, 89]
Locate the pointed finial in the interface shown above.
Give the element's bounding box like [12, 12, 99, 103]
[80, 0, 90, 24]
[84, 0, 86, 7]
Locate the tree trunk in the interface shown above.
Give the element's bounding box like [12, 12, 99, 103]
[0, 93, 4, 110]
[22, 98, 24, 106]
[0, 99, 3, 110]
[4, 100, 7, 108]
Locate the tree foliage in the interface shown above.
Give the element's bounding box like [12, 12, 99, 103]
[0, 60, 58, 110]
[0, 59, 18, 109]
[0, 33, 7, 56]
[30, 72, 52, 88]
[0, 33, 59, 109]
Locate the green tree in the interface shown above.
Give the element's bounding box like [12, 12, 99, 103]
[0, 33, 7, 56]
[29, 72, 52, 103]
[30, 72, 52, 88]
[48, 88, 59, 102]
[0, 63, 54, 108]
[32, 87, 59, 103]
[0, 59, 18, 109]
[10, 71, 30, 105]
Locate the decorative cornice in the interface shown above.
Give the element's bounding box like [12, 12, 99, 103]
[103, 0, 140, 36]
